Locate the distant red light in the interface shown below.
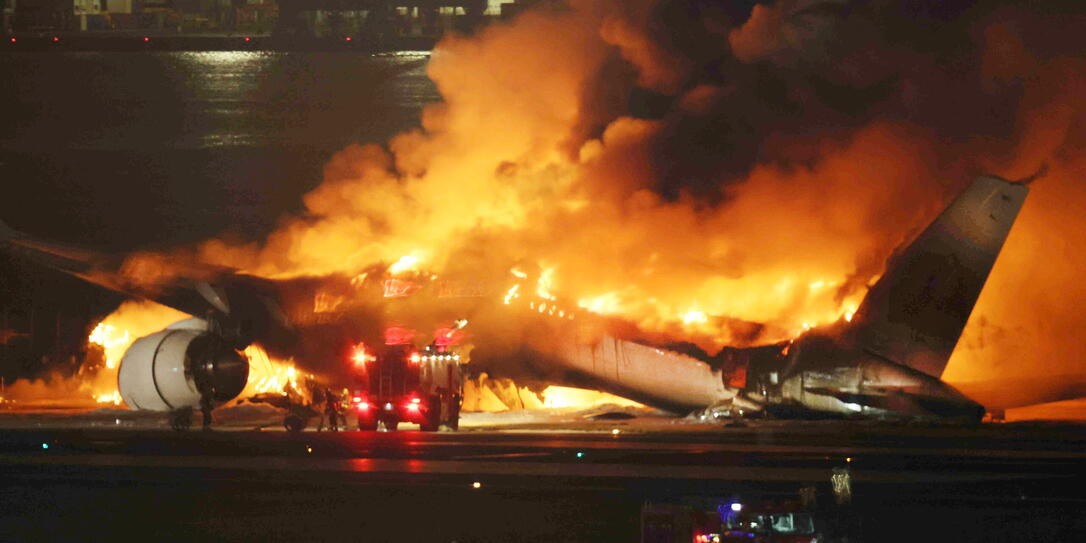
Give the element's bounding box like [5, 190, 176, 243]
[9, 38, 15, 43]
[345, 36, 352, 41]
[244, 37, 251, 42]
[143, 37, 150, 42]
[52, 37, 59, 42]
[384, 327, 416, 345]
[433, 326, 464, 347]
[357, 402, 370, 411]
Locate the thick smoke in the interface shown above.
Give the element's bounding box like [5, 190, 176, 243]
[189, 2, 1085, 392]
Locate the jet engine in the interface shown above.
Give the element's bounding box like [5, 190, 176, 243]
[117, 318, 249, 411]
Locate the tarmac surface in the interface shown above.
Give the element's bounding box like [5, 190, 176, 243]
[2, 410, 1085, 542]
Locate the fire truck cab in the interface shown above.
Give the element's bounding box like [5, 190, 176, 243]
[642, 497, 820, 543]
[350, 343, 463, 431]
[719, 499, 818, 543]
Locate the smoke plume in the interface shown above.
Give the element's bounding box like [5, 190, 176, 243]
[181, 2, 1086, 396]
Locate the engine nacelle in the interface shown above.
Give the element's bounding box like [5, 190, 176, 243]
[117, 319, 249, 411]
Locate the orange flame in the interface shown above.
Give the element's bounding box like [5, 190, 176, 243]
[82, 301, 306, 407]
[85, 300, 189, 407]
[241, 345, 308, 400]
[541, 386, 644, 409]
[174, 4, 1086, 415]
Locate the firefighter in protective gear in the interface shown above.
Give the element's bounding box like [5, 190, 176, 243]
[312, 387, 327, 431]
[199, 388, 214, 430]
[324, 388, 340, 432]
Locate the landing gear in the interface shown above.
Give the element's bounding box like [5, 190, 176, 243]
[169, 407, 193, 432]
[420, 395, 440, 432]
[419, 394, 461, 432]
[284, 414, 306, 433]
[445, 403, 460, 431]
[419, 411, 439, 432]
[445, 394, 461, 431]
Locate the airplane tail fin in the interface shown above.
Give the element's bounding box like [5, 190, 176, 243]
[848, 175, 1030, 378]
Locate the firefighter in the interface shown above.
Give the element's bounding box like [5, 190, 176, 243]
[192, 357, 215, 430]
[199, 386, 214, 430]
[324, 388, 340, 432]
[312, 386, 327, 431]
[195, 353, 216, 430]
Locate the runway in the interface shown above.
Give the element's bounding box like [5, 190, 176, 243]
[2, 417, 1085, 542]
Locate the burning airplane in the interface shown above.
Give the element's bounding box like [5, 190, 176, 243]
[4, 2, 1086, 422]
[0, 173, 1038, 420]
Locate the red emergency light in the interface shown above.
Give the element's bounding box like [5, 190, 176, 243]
[406, 397, 421, 411]
[143, 37, 150, 42]
[357, 401, 370, 411]
[351, 343, 374, 366]
[433, 326, 464, 347]
[384, 326, 416, 345]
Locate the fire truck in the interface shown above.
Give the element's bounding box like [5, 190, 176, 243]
[349, 341, 464, 431]
[642, 495, 822, 543]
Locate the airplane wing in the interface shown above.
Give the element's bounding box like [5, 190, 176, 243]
[1, 218, 246, 321]
[1, 218, 114, 283]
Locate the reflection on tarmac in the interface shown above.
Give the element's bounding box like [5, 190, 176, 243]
[2, 415, 1086, 541]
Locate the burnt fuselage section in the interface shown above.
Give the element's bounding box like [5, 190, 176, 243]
[735, 333, 984, 420]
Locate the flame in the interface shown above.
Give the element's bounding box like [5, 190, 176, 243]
[460, 376, 641, 413]
[83, 301, 190, 407]
[88, 323, 130, 369]
[541, 386, 644, 409]
[187, 6, 891, 354]
[165, 2, 1086, 414]
[536, 266, 557, 301]
[5, 300, 185, 408]
[502, 283, 520, 305]
[241, 345, 306, 398]
[577, 292, 624, 315]
[79, 301, 305, 406]
[388, 255, 421, 275]
[95, 390, 121, 406]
